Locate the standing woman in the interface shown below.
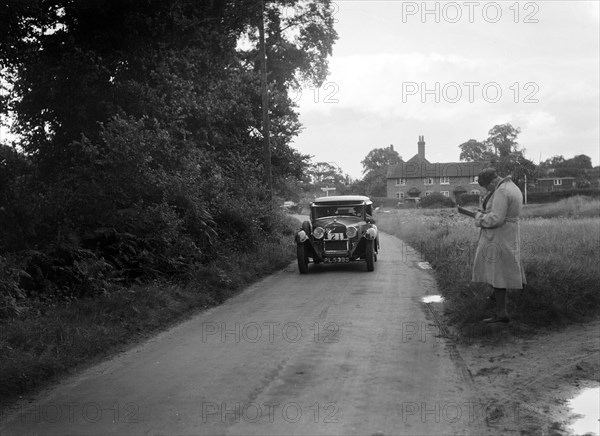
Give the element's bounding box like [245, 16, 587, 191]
[472, 167, 527, 323]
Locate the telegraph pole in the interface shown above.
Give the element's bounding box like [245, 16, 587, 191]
[259, 0, 272, 200]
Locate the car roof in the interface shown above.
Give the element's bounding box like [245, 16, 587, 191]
[312, 195, 372, 205]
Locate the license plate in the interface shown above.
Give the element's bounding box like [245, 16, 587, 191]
[324, 257, 349, 263]
[327, 233, 345, 240]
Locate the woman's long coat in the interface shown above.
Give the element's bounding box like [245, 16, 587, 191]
[472, 177, 527, 289]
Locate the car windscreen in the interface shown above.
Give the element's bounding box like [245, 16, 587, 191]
[313, 205, 364, 219]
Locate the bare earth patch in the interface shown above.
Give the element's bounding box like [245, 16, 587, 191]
[444, 312, 600, 435]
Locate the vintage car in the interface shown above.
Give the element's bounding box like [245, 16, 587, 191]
[281, 201, 301, 214]
[295, 195, 379, 273]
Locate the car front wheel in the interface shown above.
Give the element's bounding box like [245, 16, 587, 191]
[297, 244, 309, 274]
[365, 240, 375, 272]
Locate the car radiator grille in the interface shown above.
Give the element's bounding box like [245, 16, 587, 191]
[324, 240, 348, 251]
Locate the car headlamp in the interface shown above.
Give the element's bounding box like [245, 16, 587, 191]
[346, 226, 358, 238]
[366, 227, 377, 239]
[313, 227, 325, 239]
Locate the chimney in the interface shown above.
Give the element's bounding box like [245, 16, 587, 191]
[418, 135, 425, 159]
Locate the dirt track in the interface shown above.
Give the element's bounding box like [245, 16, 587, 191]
[4, 229, 595, 435]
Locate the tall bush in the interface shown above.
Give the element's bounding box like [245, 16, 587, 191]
[420, 192, 455, 208]
[0, 0, 338, 312]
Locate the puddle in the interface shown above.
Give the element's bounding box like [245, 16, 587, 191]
[568, 386, 600, 436]
[421, 295, 444, 303]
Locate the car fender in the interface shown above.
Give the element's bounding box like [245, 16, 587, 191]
[301, 220, 312, 235]
[295, 235, 322, 262]
[365, 225, 378, 240]
[295, 230, 309, 244]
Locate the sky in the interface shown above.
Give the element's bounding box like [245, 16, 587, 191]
[290, 0, 600, 180]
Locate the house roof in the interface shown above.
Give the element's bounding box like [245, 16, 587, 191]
[407, 154, 430, 164]
[386, 160, 488, 179]
[536, 177, 575, 181]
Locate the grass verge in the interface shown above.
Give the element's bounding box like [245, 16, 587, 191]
[522, 196, 600, 219]
[376, 202, 600, 330]
[0, 215, 298, 404]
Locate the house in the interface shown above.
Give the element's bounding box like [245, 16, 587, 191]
[386, 136, 489, 203]
[534, 177, 576, 191]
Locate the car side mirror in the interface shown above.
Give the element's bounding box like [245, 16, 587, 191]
[366, 217, 376, 225]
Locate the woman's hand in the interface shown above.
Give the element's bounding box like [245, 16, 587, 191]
[474, 212, 484, 227]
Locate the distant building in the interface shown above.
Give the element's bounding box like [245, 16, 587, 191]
[534, 177, 576, 191]
[386, 136, 489, 203]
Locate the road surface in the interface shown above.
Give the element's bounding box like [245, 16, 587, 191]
[1, 232, 489, 435]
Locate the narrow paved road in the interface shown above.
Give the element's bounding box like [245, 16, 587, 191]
[2, 232, 488, 435]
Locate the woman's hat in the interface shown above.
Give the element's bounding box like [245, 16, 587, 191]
[477, 167, 498, 187]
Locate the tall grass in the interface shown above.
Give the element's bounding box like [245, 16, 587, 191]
[376, 206, 600, 328]
[522, 196, 600, 219]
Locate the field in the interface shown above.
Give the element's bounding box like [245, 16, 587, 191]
[521, 195, 600, 219]
[375, 196, 600, 327]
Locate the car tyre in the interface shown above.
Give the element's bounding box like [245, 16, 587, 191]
[297, 244, 309, 274]
[366, 240, 375, 272]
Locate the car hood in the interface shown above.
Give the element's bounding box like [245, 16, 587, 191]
[313, 216, 366, 229]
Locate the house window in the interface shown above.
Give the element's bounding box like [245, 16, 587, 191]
[470, 190, 480, 195]
[396, 178, 406, 186]
[440, 176, 450, 185]
[396, 192, 405, 200]
[425, 191, 433, 196]
[441, 191, 449, 197]
[424, 177, 434, 185]
[470, 176, 479, 184]
[553, 179, 562, 186]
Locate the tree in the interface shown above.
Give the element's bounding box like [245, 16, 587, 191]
[359, 145, 402, 197]
[570, 154, 593, 170]
[493, 153, 536, 190]
[308, 162, 346, 184]
[458, 139, 493, 162]
[0, 0, 338, 293]
[459, 124, 522, 162]
[0, 0, 337, 184]
[458, 123, 535, 189]
[361, 169, 389, 197]
[485, 123, 521, 157]
[239, 0, 338, 193]
[361, 144, 402, 174]
[539, 155, 562, 177]
[540, 154, 593, 179]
